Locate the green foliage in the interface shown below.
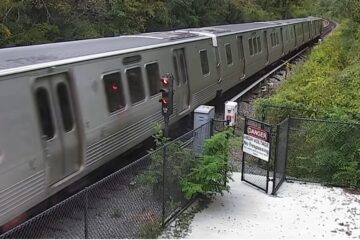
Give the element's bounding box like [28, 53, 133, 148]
[255, 21, 360, 189]
[256, 21, 360, 122]
[0, 0, 321, 47]
[287, 122, 360, 189]
[181, 130, 233, 199]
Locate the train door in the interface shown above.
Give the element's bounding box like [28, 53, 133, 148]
[173, 48, 190, 114]
[237, 36, 246, 77]
[34, 73, 80, 185]
[263, 31, 269, 64]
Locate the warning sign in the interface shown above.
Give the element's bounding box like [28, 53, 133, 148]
[246, 126, 268, 141]
[243, 134, 270, 161]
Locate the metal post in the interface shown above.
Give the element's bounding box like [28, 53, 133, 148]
[265, 126, 272, 194]
[210, 119, 214, 137]
[241, 117, 247, 181]
[161, 116, 169, 227]
[272, 125, 280, 195]
[84, 187, 89, 239]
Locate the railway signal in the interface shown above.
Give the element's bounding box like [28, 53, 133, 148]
[159, 73, 174, 117]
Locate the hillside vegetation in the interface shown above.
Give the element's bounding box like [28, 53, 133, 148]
[256, 0, 360, 189]
[257, 21, 360, 121]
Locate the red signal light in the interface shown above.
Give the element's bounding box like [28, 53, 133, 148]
[161, 77, 169, 85]
[111, 85, 119, 91]
[159, 98, 168, 105]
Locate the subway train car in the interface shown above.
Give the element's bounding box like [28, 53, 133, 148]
[0, 17, 322, 230]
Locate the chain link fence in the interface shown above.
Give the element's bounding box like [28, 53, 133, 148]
[245, 104, 360, 193]
[241, 118, 275, 193]
[286, 117, 360, 188]
[1, 121, 216, 239]
[272, 118, 289, 194]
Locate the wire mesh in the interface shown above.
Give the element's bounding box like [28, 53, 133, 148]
[0, 191, 86, 239]
[272, 118, 289, 194]
[286, 118, 360, 187]
[241, 118, 273, 193]
[0, 120, 215, 239]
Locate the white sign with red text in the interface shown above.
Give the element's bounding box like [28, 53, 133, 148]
[243, 126, 270, 161]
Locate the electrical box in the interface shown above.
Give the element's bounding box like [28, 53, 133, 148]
[224, 101, 238, 126]
[193, 105, 215, 155]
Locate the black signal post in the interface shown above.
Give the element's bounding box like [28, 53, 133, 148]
[159, 73, 174, 227]
[159, 73, 174, 138]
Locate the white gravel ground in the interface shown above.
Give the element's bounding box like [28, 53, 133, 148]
[186, 173, 360, 239]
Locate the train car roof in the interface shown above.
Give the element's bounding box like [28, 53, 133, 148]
[181, 17, 321, 37]
[0, 17, 322, 76]
[0, 31, 205, 74]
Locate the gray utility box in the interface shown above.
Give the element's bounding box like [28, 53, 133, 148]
[193, 105, 215, 156]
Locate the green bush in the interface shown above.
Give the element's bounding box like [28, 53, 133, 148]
[181, 130, 233, 199]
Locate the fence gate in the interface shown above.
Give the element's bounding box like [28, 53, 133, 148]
[272, 118, 289, 195]
[241, 117, 272, 193]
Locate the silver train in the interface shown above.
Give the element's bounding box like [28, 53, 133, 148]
[0, 17, 322, 228]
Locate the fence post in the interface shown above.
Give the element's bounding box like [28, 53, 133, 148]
[210, 119, 214, 137]
[84, 187, 89, 239]
[241, 117, 247, 181]
[284, 117, 291, 179]
[161, 144, 167, 227]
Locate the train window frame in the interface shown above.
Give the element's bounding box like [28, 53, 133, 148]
[56, 82, 74, 132]
[248, 38, 254, 56]
[225, 43, 233, 66]
[102, 71, 126, 114]
[252, 38, 257, 54]
[237, 36, 245, 61]
[257, 36, 261, 53]
[125, 66, 146, 105]
[145, 62, 161, 98]
[35, 87, 55, 140]
[199, 49, 210, 76]
[172, 55, 180, 86]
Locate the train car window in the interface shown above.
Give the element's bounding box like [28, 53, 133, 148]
[237, 36, 245, 60]
[127, 67, 145, 104]
[57, 83, 74, 132]
[173, 56, 180, 86]
[248, 39, 253, 56]
[35, 88, 55, 140]
[225, 44, 233, 65]
[199, 50, 210, 75]
[179, 51, 188, 84]
[146, 63, 161, 96]
[257, 37, 261, 53]
[252, 38, 257, 54]
[103, 72, 125, 113]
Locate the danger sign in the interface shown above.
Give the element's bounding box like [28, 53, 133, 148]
[247, 126, 268, 141]
[243, 124, 271, 161]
